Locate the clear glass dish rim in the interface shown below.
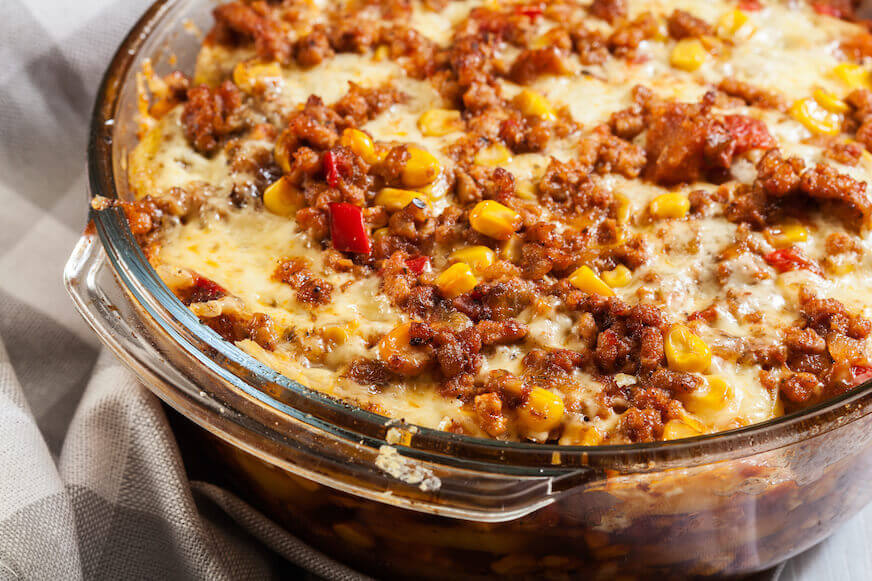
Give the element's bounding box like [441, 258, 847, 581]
[86, 0, 872, 472]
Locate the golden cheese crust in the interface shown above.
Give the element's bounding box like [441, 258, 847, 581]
[127, 0, 872, 444]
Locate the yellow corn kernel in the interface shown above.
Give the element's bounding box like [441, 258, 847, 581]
[418, 109, 463, 137]
[499, 235, 523, 262]
[401, 147, 441, 187]
[274, 134, 293, 174]
[436, 263, 478, 298]
[765, 222, 809, 248]
[451, 246, 496, 274]
[515, 179, 537, 200]
[670, 39, 708, 72]
[377, 322, 430, 376]
[340, 128, 379, 164]
[469, 200, 522, 240]
[375, 188, 429, 212]
[683, 375, 732, 417]
[512, 89, 557, 121]
[373, 45, 390, 62]
[717, 9, 754, 40]
[601, 265, 632, 288]
[232, 60, 281, 93]
[559, 424, 602, 446]
[832, 62, 872, 90]
[790, 98, 841, 136]
[568, 266, 615, 297]
[322, 325, 350, 345]
[614, 193, 631, 225]
[474, 144, 512, 167]
[517, 388, 565, 435]
[813, 89, 850, 114]
[662, 419, 703, 441]
[825, 257, 856, 275]
[649, 193, 690, 219]
[665, 324, 712, 373]
[262, 177, 301, 216]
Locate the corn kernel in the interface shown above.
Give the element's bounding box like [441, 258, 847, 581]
[515, 179, 537, 200]
[825, 257, 856, 275]
[499, 235, 523, 262]
[262, 177, 301, 216]
[790, 97, 841, 136]
[717, 9, 754, 40]
[649, 193, 690, 219]
[377, 322, 430, 376]
[340, 128, 379, 164]
[517, 387, 565, 435]
[373, 45, 390, 62]
[765, 222, 809, 248]
[568, 266, 615, 297]
[832, 62, 872, 90]
[665, 324, 712, 373]
[436, 263, 478, 298]
[469, 200, 522, 240]
[274, 132, 294, 174]
[512, 89, 557, 121]
[232, 60, 281, 93]
[683, 375, 732, 417]
[418, 109, 463, 137]
[670, 39, 708, 72]
[662, 419, 703, 441]
[559, 424, 602, 446]
[601, 265, 632, 288]
[401, 147, 441, 187]
[614, 193, 631, 225]
[450, 246, 496, 274]
[375, 188, 429, 212]
[322, 325, 350, 345]
[813, 89, 850, 114]
[474, 144, 512, 167]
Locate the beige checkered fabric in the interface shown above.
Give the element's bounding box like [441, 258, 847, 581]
[0, 0, 866, 579]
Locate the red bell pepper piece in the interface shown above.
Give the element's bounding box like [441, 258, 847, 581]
[515, 4, 544, 19]
[851, 366, 872, 387]
[811, 3, 846, 18]
[182, 275, 227, 305]
[324, 151, 341, 188]
[406, 255, 431, 275]
[329, 202, 371, 254]
[764, 248, 820, 275]
[738, 0, 762, 11]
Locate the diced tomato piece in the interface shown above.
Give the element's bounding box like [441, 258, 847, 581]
[764, 248, 820, 274]
[323, 151, 341, 188]
[723, 115, 775, 156]
[515, 3, 544, 19]
[851, 366, 872, 387]
[329, 202, 371, 254]
[406, 255, 431, 275]
[738, 0, 762, 11]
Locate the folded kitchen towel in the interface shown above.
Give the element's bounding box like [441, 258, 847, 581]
[0, 0, 867, 579]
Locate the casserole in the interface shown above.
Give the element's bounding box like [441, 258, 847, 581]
[67, 0, 872, 577]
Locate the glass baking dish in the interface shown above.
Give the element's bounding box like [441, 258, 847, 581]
[65, 0, 872, 577]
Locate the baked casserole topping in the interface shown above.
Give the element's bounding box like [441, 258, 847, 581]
[121, 0, 872, 444]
